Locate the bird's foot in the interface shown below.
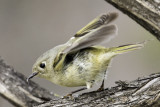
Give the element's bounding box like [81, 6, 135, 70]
[97, 86, 104, 92]
[63, 93, 74, 100]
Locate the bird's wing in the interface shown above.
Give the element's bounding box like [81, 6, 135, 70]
[53, 12, 118, 70]
[62, 12, 118, 54]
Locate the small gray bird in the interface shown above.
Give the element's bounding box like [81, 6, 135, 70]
[27, 12, 144, 97]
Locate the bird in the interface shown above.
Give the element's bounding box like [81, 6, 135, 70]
[27, 12, 144, 97]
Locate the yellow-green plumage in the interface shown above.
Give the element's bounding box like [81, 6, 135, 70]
[50, 44, 143, 88]
[27, 12, 144, 95]
[54, 47, 109, 87]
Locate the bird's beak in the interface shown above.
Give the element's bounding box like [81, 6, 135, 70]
[27, 72, 39, 83]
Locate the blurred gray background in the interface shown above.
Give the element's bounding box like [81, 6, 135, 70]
[0, 0, 160, 106]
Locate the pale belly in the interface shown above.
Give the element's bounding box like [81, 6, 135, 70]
[57, 50, 110, 87]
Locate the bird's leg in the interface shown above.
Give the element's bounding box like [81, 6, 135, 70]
[97, 79, 104, 91]
[64, 87, 87, 98]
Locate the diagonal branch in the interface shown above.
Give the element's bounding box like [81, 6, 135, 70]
[105, 0, 160, 40]
[36, 73, 160, 107]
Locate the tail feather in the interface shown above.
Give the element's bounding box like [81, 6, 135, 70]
[111, 42, 144, 54]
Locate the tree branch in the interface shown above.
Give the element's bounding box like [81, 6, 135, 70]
[105, 0, 160, 40]
[36, 74, 160, 107]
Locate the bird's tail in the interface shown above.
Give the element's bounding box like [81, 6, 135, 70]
[110, 41, 146, 55]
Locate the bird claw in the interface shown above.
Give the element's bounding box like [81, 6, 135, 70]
[63, 93, 74, 99]
[97, 87, 104, 92]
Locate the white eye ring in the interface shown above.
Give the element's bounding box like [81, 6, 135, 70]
[39, 61, 46, 69]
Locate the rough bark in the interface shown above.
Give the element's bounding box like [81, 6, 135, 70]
[35, 74, 160, 107]
[105, 0, 160, 40]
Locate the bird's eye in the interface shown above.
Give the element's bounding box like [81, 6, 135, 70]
[39, 62, 46, 69]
